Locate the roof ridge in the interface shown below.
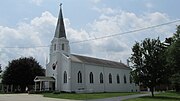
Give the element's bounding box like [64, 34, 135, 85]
[72, 54, 123, 63]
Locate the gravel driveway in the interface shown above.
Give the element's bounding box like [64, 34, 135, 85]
[0, 94, 80, 101]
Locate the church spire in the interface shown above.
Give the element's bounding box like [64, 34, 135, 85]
[54, 3, 66, 38]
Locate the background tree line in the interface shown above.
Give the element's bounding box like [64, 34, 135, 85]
[130, 25, 180, 97]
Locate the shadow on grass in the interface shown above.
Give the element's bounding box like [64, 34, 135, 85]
[141, 96, 180, 101]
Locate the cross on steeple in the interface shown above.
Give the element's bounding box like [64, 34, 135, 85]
[60, 3, 62, 7]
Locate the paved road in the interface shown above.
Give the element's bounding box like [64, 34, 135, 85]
[0, 92, 155, 101]
[0, 94, 80, 101]
[87, 93, 152, 101]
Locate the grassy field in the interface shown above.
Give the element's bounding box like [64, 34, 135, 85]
[43, 92, 142, 100]
[124, 91, 180, 101]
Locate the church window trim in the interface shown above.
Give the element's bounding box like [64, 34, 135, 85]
[52, 61, 57, 70]
[62, 43, 64, 50]
[64, 71, 67, 83]
[109, 73, 112, 84]
[124, 75, 127, 84]
[100, 73, 103, 84]
[52, 64, 56, 70]
[117, 74, 120, 84]
[78, 71, 82, 83]
[89, 72, 94, 84]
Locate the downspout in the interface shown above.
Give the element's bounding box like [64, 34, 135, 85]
[103, 66, 105, 92]
[83, 63, 86, 93]
[70, 59, 72, 92]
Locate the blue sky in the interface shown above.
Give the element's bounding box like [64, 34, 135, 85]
[1, 0, 180, 28]
[0, 0, 180, 69]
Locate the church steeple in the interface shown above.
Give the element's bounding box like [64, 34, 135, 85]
[54, 4, 66, 38]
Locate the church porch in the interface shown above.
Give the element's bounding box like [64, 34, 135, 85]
[34, 76, 55, 91]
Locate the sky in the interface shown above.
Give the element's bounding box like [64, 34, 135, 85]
[0, 0, 180, 70]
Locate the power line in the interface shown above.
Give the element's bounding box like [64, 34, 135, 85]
[0, 19, 180, 49]
[70, 19, 180, 44]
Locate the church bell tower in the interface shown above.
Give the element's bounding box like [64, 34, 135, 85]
[50, 4, 70, 56]
[46, 4, 70, 91]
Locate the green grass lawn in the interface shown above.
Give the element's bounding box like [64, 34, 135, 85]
[43, 92, 142, 100]
[124, 91, 180, 101]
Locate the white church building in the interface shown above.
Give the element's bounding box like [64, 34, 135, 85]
[34, 5, 139, 93]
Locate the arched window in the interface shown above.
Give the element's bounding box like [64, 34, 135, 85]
[117, 74, 120, 84]
[89, 72, 94, 83]
[100, 73, 103, 83]
[124, 75, 127, 84]
[64, 71, 67, 83]
[62, 44, 64, 50]
[54, 44, 56, 51]
[109, 73, 112, 84]
[78, 71, 82, 83]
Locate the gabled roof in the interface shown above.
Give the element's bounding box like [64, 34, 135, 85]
[54, 4, 66, 38]
[71, 54, 131, 70]
[34, 76, 55, 82]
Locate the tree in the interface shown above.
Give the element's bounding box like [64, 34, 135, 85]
[130, 38, 168, 97]
[2, 57, 45, 92]
[166, 25, 180, 92]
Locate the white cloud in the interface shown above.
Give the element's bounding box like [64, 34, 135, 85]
[83, 7, 176, 63]
[0, 8, 177, 70]
[92, 7, 118, 15]
[0, 10, 92, 69]
[0, 11, 56, 69]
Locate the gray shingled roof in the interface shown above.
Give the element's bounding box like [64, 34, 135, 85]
[34, 76, 55, 82]
[71, 54, 131, 70]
